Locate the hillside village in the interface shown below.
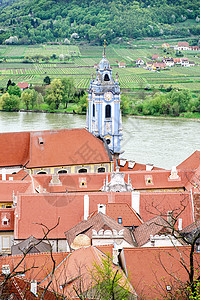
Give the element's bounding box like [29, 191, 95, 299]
[0, 52, 200, 299]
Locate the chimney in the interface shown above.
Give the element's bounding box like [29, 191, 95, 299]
[2, 265, 10, 275]
[178, 218, 182, 231]
[146, 164, 154, 171]
[30, 280, 37, 296]
[1, 169, 6, 180]
[112, 248, 119, 265]
[98, 204, 106, 214]
[84, 195, 89, 220]
[131, 191, 140, 214]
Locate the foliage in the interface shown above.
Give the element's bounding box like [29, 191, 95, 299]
[7, 84, 21, 97]
[43, 76, 51, 85]
[45, 78, 64, 110]
[21, 88, 36, 110]
[0, 92, 20, 111]
[61, 77, 75, 108]
[91, 254, 132, 300]
[75, 94, 88, 114]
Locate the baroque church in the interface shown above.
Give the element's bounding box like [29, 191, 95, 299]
[86, 47, 123, 156]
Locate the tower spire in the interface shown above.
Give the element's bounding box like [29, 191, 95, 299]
[103, 39, 106, 57]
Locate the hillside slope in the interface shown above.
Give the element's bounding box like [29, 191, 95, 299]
[0, 0, 200, 44]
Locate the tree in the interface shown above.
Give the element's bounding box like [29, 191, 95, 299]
[7, 84, 21, 97]
[21, 89, 33, 110]
[61, 77, 75, 109]
[45, 79, 64, 110]
[0, 92, 20, 111]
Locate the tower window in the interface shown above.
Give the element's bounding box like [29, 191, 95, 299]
[105, 105, 111, 118]
[104, 74, 110, 81]
[98, 167, 105, 173]
[78, 168, 87, 173]
[106, 139, 111, 145]
[93, 104, 95, 117]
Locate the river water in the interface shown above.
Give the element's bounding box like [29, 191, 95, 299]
[0, 111, 199, 169]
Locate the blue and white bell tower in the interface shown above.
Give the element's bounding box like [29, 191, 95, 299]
[86, 47, 123, 155]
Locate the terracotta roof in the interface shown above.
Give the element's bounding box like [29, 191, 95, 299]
[0, 131, 30, 167]
[0, 275, 63, 299]
[133, 216, 169, 246]
[178, 42, 189, 47]
[177, 150, 200, 170]
[106, 203, 143, 227]
[122, 246, 200, 299]
[27, 128, 111, 168]
[0, 181, 33, 202]
[65, 212, 134, 249]
[17, 82, 29, 89]
[116, 159, 163, 172]
[1, 252, 69, 283]
[152, 55, 159, 59]
[0, 208, 14, 231]
[40, 246, 136, 298]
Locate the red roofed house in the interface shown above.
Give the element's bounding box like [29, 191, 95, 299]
[152, 62, 166, 70]
[136, 58, 144, 65]
[0, 128, 113, 176]
[175, 42, 190, 51]
[0, 208, 14, 254]
[162, 43, 170, 48]
[120, 246, 200, 299]
[17, 82, 30, 91]
[118, 62, 126, 68]
[152, 55, 159, 60]
[189, 46, 199, 51]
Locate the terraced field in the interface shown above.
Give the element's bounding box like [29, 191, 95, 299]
[0, 43, 200, 91]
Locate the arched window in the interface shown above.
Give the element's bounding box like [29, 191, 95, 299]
[97, 167, 105, 173]
[37, 171, 47, 174]
[93, 104, 95, 117]
[58, 169, 67, 174]
[78, 168, 87, 173]
[104, 74, 110, 81]
[105, 105, 111, 118]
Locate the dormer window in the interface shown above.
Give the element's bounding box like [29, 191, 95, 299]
[38, 137, 44, 145]
[118, 217, 122, 224]
[104, 74, 110, 81]
[2, 217, 9, 226]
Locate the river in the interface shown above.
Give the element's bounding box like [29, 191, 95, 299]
[0, 111, 200, 169]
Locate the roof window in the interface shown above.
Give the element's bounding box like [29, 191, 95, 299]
[38, 137, 44, 145]
[118, 217, 122, 224]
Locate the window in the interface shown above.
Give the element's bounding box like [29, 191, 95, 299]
[104, 74, 110, 81]
[58, 170, 67, 174]
[105, 105, 111, 118]
[2, 217, 9, 226]
[78, 168, 87, 173]
[106, 139, 111, 145]
[118, 217, 122, 224]
[37, 171, 47, 174]
[6, 205, 12, 208]
[93, 104, 95, 117]
[98, 167, 105, 173]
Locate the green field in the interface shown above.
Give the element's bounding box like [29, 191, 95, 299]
[0, 42, 200, 92]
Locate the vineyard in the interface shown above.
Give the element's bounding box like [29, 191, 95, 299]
[0, 43, 200, 92]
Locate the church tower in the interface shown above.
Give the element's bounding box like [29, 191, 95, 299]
[86, 46, 123, 155]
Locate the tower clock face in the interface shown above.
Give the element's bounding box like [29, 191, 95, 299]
[104, 91, 113, 101]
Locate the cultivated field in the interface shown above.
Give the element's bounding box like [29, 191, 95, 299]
[0, 42, 200, 92]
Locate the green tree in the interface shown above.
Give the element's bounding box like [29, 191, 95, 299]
[76, 94, 88, 114]
[7, 85, 21, 97]
[1, 92, 20, 111]
[61, 77, 75, 109]
[21, 89, 33, 110]
[45, 78, 64, 110]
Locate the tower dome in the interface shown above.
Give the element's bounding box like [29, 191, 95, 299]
[99, 57, 110, 70]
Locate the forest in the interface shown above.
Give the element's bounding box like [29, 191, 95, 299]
[0, 0, 200, 44]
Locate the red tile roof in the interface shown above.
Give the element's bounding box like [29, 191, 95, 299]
[106, 203, 143, 227]
[0, 208, 14, 231]
[0, 181, 33, 202]
[152, 55, 159, 59]
[116, 159, 163, 172]
[17, 82, 29, 89]
[0, 129, 111, 169]
[178, 42, 189, 47]
[177, 150, 200, 170]
[0, 132, 30, 167]
[122, 246, 200, 299]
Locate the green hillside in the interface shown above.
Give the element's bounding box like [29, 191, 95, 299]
[0, 0, 200, 45]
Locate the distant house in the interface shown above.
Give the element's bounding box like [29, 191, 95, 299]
[17, 82, 29, 91]
[146, 61, 153, 69]
[162, 57, 174, 67]
[162, 43, 170, 48]
[136, 58, 144, 66]
[152, 55, 159, 60]
[118, 62, 126, 68]
[188, 61, 195, 67]
[174, 42, 190, 51]
[181, 57, 189, 67]
[152, 62, 166, 70]
[189, 46, 199, 51]
[93, 63, 99, 69]
[173, 57, 181, 64]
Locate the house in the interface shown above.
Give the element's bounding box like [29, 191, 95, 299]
[189, 61, 195, 67]
[162, 57, 174, 67]
[17, 82, 30, 91]
[152, 62, 166, 70]
[133, 216, 183, 247]
[65, 212, 136, 251]
[189, 46, 199, 51]
[146, 61, 153, 69]
[180, 57, 189, 67]
[120, 246, 200, 299]
[152, 55, 159, 60]
[0, 128, 113, 175]
[174, 42, 190, 51]
[0, 208, 14, 254]
[173, 57, 181, 64]
[162, 43, 170, 48]
[118, 62, 126, 68]
[93, 63, 99, 69]
[136, 58, 144, 65]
